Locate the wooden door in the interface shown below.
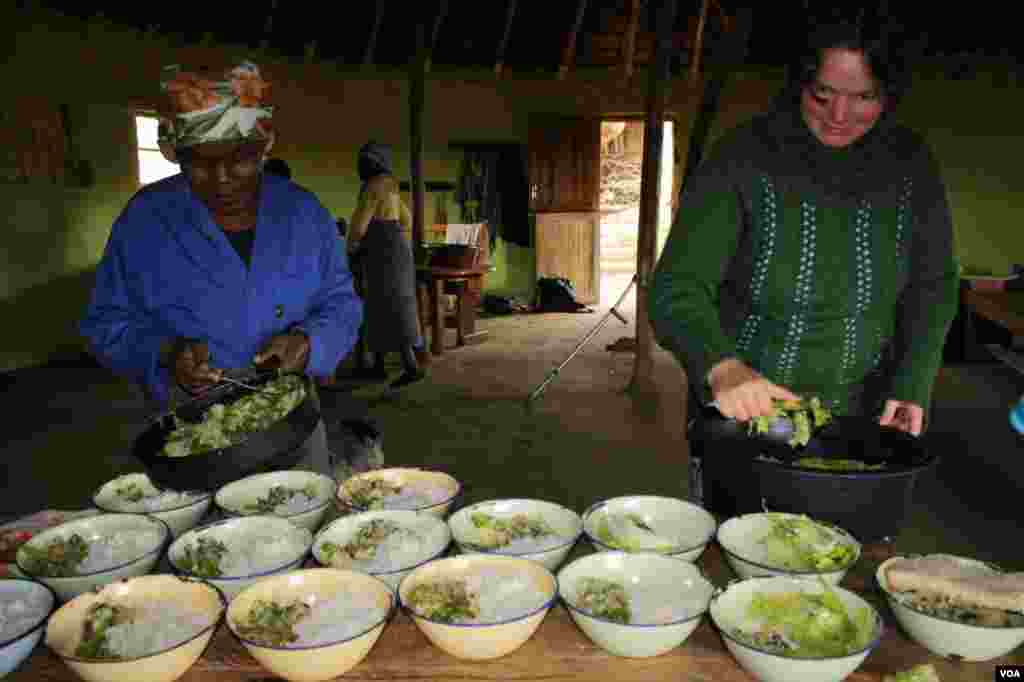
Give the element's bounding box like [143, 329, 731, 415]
[528, 117, 601, 304]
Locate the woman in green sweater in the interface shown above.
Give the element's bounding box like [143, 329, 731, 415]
[650, 20, 959, 437]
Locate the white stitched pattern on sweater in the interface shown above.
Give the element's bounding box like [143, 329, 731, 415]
[778, 200, 816, 385]
[738, 177, 778, 353]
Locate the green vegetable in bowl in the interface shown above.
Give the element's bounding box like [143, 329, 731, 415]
[730, 581, 875, 658]
[469, 512, 554, 549]
[179, 536, 228, 578]
[406, 580, 479, 624]
[760, 514, 857, 572]
[234, 599, 310, 646]
[749, 397, 832, 447]
[114, 482, 146, 503]
[243, 484, 319, 514]
[575, 577, 631, 624]
[20, 533, 90, 577]
[75, 603, 132, 659]
[321, 519, 400, 567]
[793, 457, 887, 471]
[345, 478, 403, 510]
[595, 514, 677, 553]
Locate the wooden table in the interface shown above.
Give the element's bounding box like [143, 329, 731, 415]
[11, 542, 1023, 681]
[416, 265, 493, 356]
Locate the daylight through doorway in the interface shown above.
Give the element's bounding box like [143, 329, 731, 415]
[598, 120, 675, 310]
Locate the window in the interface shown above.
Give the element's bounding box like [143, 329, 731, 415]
[135, 115, 180, 185]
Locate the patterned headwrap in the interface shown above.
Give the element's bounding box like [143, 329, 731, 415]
[157, 59, 274, 162]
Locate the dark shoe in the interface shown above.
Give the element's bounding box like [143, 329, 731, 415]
[389, 370, 426, 390]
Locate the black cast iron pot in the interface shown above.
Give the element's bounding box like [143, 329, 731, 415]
[690, 406, 939, 542]
[133, 373, 320, 491]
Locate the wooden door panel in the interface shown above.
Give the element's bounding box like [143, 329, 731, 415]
[535, 212, 600, 305]
[528, 118, 600, 213]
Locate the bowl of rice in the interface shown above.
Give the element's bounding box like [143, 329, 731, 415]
[168, 515, 313, 602]
[214, 470, 337, 533]
[227, 568, 394, 682]
[876, 553, 1024, 661]
[448, 499, 583, 571]
[709, 575, 882, 682]
[716, 513, 861, 585]
[312, 510, 451, 591]
[558, 551, 714, 657]
[0, 579, 56, 677]
[397, 554, 558, 660]
[15, 513, 170, 602]
[582, 496, 717, 562]
[44, 574, 224, 682]
[338, 468, 460, 518]
[93, 473, 213, 539]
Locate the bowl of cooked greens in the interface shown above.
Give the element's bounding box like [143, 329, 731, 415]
[226, 568, 393, 682]
[338, 468, 461, 519]
[168, 515, 313, 602]
[557, 551, 714, 658]
[397, 554, 558, 660]
[44, 574, 223, 682]
[581, 496, 717, 562]
[0, 578, 56, 677]
[448, 499, 583, 571]
[312, 510, 452, 591]
[876, 553, 1024, 661]
[15, 514, 170, 602]
[709, 575, 882, 682]
[215, 470, 337, 533]
[716, 513, 861, 585]
[93, 472, 213, 539]
[133, 373, 320, 492]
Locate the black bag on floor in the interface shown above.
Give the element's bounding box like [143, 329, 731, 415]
[535, 277, 590, 313]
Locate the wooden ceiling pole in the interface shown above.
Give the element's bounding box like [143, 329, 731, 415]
[409, 21, 428, 249]
[424, 0, 449, 73]
[630, 0, 680, 395]
[494, 0, 518, 78]
[363, 0, 385, 69]
[689, 0, 710, 83]
[622, 0, 642, 80]
[557, 0, 588, 80]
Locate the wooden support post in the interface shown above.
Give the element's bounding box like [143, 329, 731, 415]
[689, 0, 710, 84]
[363, 0, 385, 69]
[630, 0, 679, 395]
[557, 0, 588, 80]
[425, 0, 448, 73]
[409, 22, 427, 249]
[261, 0, 276, 51]
[494, 0, 518, 78]
[621, 0, 642, 80]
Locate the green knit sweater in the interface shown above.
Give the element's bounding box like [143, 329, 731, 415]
[649, 95, 959, 416]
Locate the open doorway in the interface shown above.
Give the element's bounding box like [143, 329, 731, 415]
[598, 119, 675, 309]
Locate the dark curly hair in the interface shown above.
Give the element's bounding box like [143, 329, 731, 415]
[789, 17, 911, 106]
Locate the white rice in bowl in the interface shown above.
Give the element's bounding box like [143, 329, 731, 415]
[234, 589, 390, 648]
[405, 568, 552, 625]
[571, 576, 708, 625]
[94, 473, 209, 513]
[318, 516, 443, 574]
[73, 599, 214, 660]
[342, 474, 453, 512]
[172, 519, 311, 579]
[0, 587, 52, 643]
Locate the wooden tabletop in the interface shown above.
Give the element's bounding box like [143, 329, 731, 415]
[10, 543, 1023, 682]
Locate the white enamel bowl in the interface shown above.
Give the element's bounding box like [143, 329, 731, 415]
[215, 470, 337, 533]
[582, 496, 716, 562]
[448, 499, 582, 571]
[0, 579, 56, 677]
[93, 472, 213, 539]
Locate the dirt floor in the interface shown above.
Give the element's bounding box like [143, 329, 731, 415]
[3, 294, 1024, 572]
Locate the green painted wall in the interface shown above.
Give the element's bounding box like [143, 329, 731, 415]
[3, 7, 1022, 371]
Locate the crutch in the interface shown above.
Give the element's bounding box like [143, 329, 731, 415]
[525, 274, 637, 405]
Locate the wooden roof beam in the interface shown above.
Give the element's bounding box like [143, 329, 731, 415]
[621, 0, 642, 80]
[690, 0, 710, 83]
[557, 0, 588, 80]
[494, 0, 518, 78]
[424, 0, 448, 73]
[363, 0, 385, 69]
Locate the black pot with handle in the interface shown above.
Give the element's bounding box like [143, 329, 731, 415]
[133, 372, 320, 491]
[689, 404, 939, 542]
